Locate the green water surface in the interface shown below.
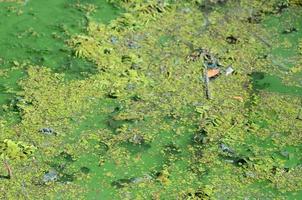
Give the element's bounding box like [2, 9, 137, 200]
[0, 1, 301, 199]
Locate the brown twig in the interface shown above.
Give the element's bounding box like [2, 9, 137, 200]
[3, 160, 12, 179]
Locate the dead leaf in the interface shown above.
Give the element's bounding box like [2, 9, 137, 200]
[232, 96, 244, 102]
[207, 69, 220, 78]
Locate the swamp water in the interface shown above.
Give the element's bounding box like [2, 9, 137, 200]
[0, 1, 301, 199]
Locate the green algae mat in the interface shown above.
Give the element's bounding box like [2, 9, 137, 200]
[0, 0, 302, 199]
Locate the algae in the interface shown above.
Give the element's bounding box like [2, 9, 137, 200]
[0, 0, 302, 199]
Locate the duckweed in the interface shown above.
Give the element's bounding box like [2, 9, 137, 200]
[0, 0, 302, 199]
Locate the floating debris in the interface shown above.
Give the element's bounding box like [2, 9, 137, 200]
[232, 96, 244, 102]
[130, 63, 140, 70]
[126, 40, 139, 49]
[203, 51, 221, 69]
[129, 134, 145, 145]
[107, 89, 120, 99]
[183, 189, 207, 199]
[247, 12, 262, 24]
[207, 68, 220, 78]
[39, 128, 56, 135]
[193, 129, 207, 144]
[186, 48, 205, 62]
[130, 174, 153, 184]
[226, 35, 239, 44]
[186, 48, 222, 73]
[219, 143, 248, 167]
[111, 179, 132, 188]
[283, 27, 298, 34]
[234, 157, 248, 166]
[9, 96, 26, 111]
[42, 170, 58, 183]
[110, 36, 118, 44]
[59, 173, 75, 183]
[225, 66, 234, 76]
[221, 154, 248, 167]
[219, 143, 234, 154]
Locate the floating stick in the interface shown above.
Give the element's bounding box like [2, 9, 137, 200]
[203, 62, 211, 100]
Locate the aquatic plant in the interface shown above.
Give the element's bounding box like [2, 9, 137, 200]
[0, 0, 301, 199]
[0, 139, 35, 178]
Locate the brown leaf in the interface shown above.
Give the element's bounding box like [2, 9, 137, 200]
[207, 69, 220, 78]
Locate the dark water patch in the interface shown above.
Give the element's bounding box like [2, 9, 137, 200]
[0, 175, 10, 180]
[59, 173, 75, 183]
[98, 141, 110, 155]
[111, 173, 153, 189]
[111, 178, 132, 189]
[263, 7, 302, 69]
[0, 0, 120, 83]
[80, 166, 90, 174]
[46, 163, 76, 183]
[251, 72, 302, 95]
[192, 129, 207, 145]
[59, 151, 76, 162]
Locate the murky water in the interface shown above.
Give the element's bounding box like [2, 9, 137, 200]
[0, 1, 301, 199]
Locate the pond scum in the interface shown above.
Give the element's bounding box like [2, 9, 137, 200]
[0, 0, 302, 199]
